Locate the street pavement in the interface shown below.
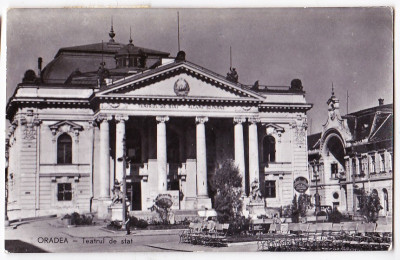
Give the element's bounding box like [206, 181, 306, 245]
[4, 218, 258, 253]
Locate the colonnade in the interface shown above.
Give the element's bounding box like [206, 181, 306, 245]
[96, 114, 261, 201]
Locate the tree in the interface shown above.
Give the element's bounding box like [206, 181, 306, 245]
[211, 160, 243, 223]
[289, 193, 310, 223]
[359, 189, 383, 223]
[298, 194, 311, 217]
[290, 194, 300, 223]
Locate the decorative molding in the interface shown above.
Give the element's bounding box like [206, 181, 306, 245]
[195, 116, 208, 124]
[264, 123, 285, 134]
[87, 120, 97, 129]
[174, 78, 190, 96]
[156, 115, 170, 123]
[263, 123, 285, 143]
[233, 117, 246, 124]
[49, 120, 84, 143]
[248, 116, 260, 124]
[20, 113, 41, 140]
[95, 114, 113, 122]
[291, 115, 307, 145]
[115, 114, 129, 123]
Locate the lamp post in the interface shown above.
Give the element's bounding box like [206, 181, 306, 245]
[117, 135, 129, 233]
[352, 153, 357, 218]
[313, 159, 321, 215]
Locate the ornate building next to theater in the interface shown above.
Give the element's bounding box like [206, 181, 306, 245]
[307, 90, 393, 218]
[6, 28, 312, 220]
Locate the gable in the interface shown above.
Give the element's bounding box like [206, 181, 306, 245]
[117, 74, 245, 99]
[97, 62, 263, 101]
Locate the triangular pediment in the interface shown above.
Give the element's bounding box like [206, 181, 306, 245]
[49, 120, 83, 132]
[263, 123, 285, 133]
[97, 62, 263, 101]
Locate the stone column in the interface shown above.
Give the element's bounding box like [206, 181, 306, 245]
[156, 116, 169, 192]
[98, 114, 113, 199]
[248, 117, 260, 186]
[196, 116, 208, 197]
[115, 115, 129, 183]
[234, 117, 246, 192]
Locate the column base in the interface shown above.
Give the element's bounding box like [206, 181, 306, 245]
[184, 197, 197, 209]
[95, 198, 112, 220]
[242, 196, 250, 217]
[196, 197, 212, 210]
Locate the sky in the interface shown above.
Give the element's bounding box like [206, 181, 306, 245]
[6, 8, 393, 134]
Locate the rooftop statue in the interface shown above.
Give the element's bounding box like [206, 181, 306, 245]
[226, 67, 238, 83]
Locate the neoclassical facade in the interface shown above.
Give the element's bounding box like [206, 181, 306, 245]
[307, 91, 393, 218]
[6, 30, 312, 220]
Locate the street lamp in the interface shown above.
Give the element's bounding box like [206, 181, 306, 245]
[117, 135, 129, 234]
[352, 153, 357, 218]
[313, 159, 321, 214]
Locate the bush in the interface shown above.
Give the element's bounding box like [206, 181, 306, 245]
[62, 214, 71, 220]
[64, 212, 93, 226]
[136, 219, 149, 229]
[107, 221, 122, 230]
[328, 209, 343, 223]
[228, 216, 251, 235]
[71, 212, 81, 225]
[129, 216, 139, 228]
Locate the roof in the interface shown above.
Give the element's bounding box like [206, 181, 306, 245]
[116, 43, 169, 57]
[41, 41, 170, 84]
[344, 104, 393, 142]
[307, 103, 393, 152]
[56, 41, 126, 57]
[307, 132, 321, 150]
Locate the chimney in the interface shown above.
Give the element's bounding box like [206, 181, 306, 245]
[378, 98, 384, 106]
[38, 57, 43, 76]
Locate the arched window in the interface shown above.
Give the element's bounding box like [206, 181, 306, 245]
[57, 134, 72, 164]
[263, 136, 276, 163]
[382, 188, 389, 212]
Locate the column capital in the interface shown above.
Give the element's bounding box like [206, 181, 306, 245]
[95, 114, 113, 123]
[248, 116, 260, 124]
[233, 117, 246, 124]
[196, 116, 208, 124]
[156, 115, 170, 123]
[115, 114, 129, 123]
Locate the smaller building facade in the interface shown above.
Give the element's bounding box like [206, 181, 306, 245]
[307, 92, 393, 218]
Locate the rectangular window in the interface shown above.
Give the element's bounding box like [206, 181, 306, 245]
[352, 158, 357, 176]
[264, 181, 276, 198]
[361, 157, 368, 174]
[331, 163, 338, 178]
[370, 156, 376, 173]
[57, 183, 72, 201]
[380, 154, 385, 172]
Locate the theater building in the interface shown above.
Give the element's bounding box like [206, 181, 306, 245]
[6, 29, 312, 220]
[307, 91, 393, 218]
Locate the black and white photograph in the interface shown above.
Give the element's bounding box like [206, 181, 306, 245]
[3, 6, 394, 254]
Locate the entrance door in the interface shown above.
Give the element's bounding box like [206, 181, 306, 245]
[127, 182, 142, 211]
